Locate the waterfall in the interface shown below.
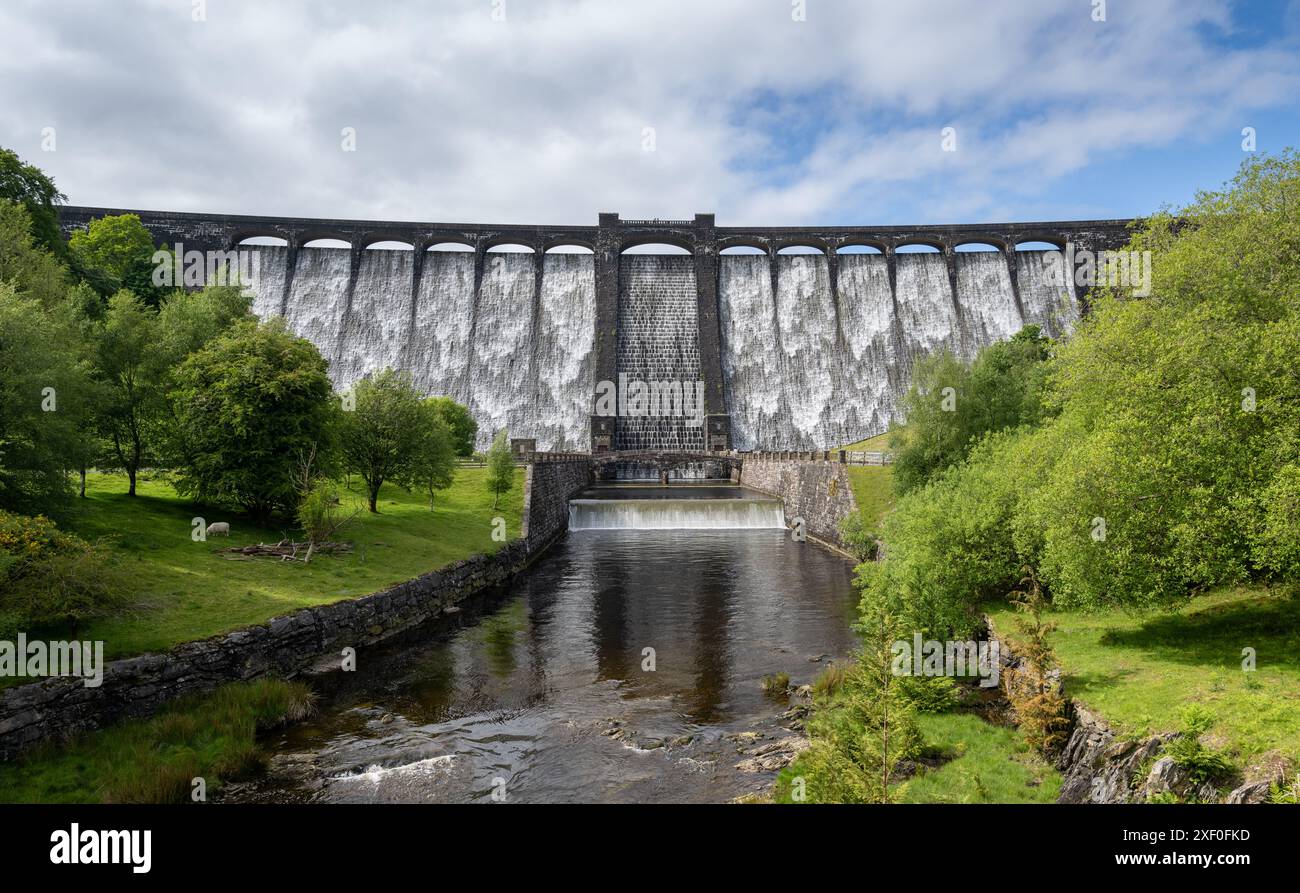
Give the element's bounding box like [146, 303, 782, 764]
[334, 249, 414, 384]
[569, 497, 785, 530]
[246, 246, 595, 452]
[239, 239, 1079, 455]
[954, 251, 1023, 358]
[405, 251, 475, 405]
[1016, 249, 1079, 337]
[534, 254, 596, 452]
[467, 253, 536, 447]
[615, 255, 705, 451]
[245, 246, 288, 319]
[283, 248, 352, 362]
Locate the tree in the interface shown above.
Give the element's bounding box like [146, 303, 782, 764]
[0, 199, 72, 306]
[339, 370, 429, 513]
[170, 318, 337, 523]
[0, 283, 93, 514]
[427, 396, 477, 457]
[0, 147, 67, 260]
[94, 290, 160, 496]
[890, 325, 1052, 495]
[69, 213, 156, 283]
[485, 429, 514, 509]
[414, 401, 457, 510]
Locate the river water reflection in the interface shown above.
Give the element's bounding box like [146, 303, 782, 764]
[232, 525, 858, 804]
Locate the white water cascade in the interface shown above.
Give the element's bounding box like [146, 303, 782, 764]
[718, 250, 1076, 449]
[568, 496, 785, 530]
[244, 246, 594, 451]
[242, 243, 1075, 453]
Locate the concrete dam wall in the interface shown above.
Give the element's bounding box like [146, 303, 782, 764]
[59, 208, 1132, 452]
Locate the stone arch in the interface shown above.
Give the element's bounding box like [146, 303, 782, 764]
[835, 240, 886, 254]
[425, 240, 475, 252]
[773, 238, 830, 255]
[300, 237, 351, 248]
[360, 232, 416, 250]
[895, 239, 944, 253]
[718, 235, 770, 253]
[953, 240, 1005, 253]
[234, 234, 289, 247]
[1014, 238, 1067, 251]
[543, 238, 596, 254]
[485, 242, 537, 253]
[620, 233, 695, 254]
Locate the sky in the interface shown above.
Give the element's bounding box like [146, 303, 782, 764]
[2, 0, 1299, 228]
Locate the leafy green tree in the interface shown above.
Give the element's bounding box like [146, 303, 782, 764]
[790, 605, 922, 804]
[0, 283, 94, 514]
[69, 213, 156, 282]
[94, 291, 161, 496]
[890, 326, 1052, 495]
[340, 370, 429, 513]
[485, 429, 514, 509]
[170, 318, 337, 523]
[0, 199, 73, 307]
[414, 401, 457, 510]
[0, 147, 67, 259]
[427, 396, 477, 457]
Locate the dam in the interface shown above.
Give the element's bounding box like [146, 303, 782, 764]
[58, 207, 1132, 452]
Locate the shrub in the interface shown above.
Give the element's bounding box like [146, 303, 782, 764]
[898, 674, 961, 714]
[1164, 705, 1234, 784]
[0, 510, 125, 636]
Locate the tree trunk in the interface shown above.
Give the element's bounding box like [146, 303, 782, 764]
[127, 465, 137, 496]
[79, 467, 86, 498]
[368, 479, 380, 513]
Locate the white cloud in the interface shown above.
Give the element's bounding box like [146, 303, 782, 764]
[0, 0, 1295, 225]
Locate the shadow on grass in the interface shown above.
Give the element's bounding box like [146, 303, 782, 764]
[1093, 588, 1300, 673]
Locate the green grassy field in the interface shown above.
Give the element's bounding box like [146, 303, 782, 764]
[33, 467, 524, 660]
[845, 465, 894, 530]
[987, 584, 1300, 765]
[838, 431, 894, 452]
[897, 712, 1061, 803]
[0, 679, 315, 803]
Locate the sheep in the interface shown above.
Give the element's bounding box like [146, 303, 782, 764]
[206, 521, 231, 537]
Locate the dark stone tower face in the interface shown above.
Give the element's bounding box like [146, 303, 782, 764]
[58, 206, 1132, 453]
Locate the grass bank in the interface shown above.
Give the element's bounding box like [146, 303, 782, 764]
[987, 584, 1300, 766]
[38, 467, 524, 660]
[844, 465, 894, 530]
[0, 678, 315, 803]
[838, 431, 893, 452]
[774, 705, 1060, 804]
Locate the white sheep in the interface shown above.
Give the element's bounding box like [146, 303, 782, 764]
[206, 521, 231, 537]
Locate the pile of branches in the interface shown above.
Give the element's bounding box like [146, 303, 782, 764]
[220, 539, 353, 562]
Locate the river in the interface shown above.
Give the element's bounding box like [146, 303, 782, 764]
[228, 485, 859, 804]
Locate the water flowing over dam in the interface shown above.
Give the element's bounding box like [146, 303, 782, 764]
[569, 485, 785, 530]
[60, 207, 1130, 452]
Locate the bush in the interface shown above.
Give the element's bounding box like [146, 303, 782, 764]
[898, 674, 961, 714]
[1164, 705, 1234, 784]
[0, 510, 125, 636]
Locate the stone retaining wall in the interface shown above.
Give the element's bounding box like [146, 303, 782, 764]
[739, 456, 858, 551]
[522, 456, 592, 547]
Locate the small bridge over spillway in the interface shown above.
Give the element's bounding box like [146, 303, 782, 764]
[529, 449, 743, 483]
[590, 449, 741, 483]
